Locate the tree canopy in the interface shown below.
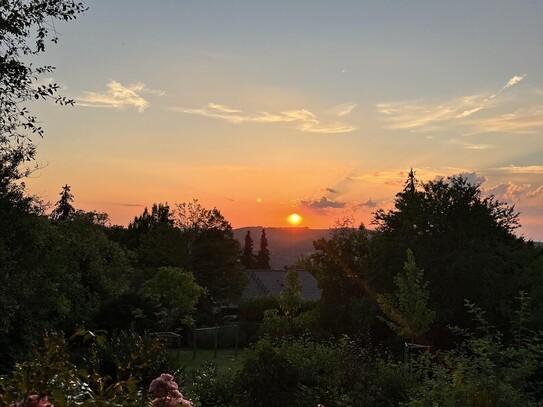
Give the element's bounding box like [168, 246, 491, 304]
[370, 174, 537, 339]
[305, 173, 543, 345]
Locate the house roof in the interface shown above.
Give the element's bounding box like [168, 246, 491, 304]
[242, 269, 321, 301]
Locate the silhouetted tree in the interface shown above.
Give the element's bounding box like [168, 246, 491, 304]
[51, 184, 75, 220]
[404, 168, 417, 194]
[0, 1, 86, 368]
[256, 229, 271, 269]
[309, 221, 374, 337]
[127, 203, 183, 270]
[1, 0, 86, 163]
[370, 173, 541, 344]
[129, 203, 174, 234]
[242, 230, 256, 268]
[175, 199, 248, 304]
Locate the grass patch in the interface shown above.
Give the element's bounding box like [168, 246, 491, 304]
[168, 348, 243, 372]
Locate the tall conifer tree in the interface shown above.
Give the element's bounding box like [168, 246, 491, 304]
[51, 184, 75, 220]
[242, 230, 255, 268]
[256, 228, 271, 269]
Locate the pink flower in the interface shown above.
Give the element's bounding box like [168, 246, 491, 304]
[13, 395, 54, 407]
[149, 373, 179, 397]
[149, 374, 192, 407]
[151, 395, 190, 407]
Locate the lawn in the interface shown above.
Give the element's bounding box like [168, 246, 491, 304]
[169, 348, 244, 372]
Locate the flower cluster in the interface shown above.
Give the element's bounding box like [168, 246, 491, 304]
[13, 395, 54, 407]
[149, 374, 192, 407]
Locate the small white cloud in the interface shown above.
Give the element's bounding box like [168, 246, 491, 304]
[463, 143, 495, 150]
[502, 74, 526, 90]
[77, 80, 162, 112]
[207, 103, 242, 114]
[456, 106, 484, 119]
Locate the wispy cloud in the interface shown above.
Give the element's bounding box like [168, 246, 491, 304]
[462, 143, 495, 150]
[469, 106, 543, 134]
[494, 165, 543, 174]
[348, 170, 409, 187]
[91, 201, 145, 207]
[78, 80, 164, 112]
[378, 74, 530, 133]
[173, 102, 357, 134]
[446, 138, 496, 150]
[330, 102, 357, 117]
[324, 187, 340, 194]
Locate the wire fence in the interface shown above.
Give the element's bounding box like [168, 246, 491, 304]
[192, 323, 240, 359]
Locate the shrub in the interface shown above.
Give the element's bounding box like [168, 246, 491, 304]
[235, 339, 298, 407]
[190, 362, 237, 407]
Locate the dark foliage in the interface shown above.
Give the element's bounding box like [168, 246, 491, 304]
[0, 0, 86, 161]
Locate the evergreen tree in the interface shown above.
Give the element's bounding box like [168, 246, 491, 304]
[377, 249, 435, 343]
[256, 229, 271, 269]
[404, 168, 417, 194]
[242, 230, 255, 269]
[50, 184, 75, 220]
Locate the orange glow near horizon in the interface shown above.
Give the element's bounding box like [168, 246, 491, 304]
[287, 213, 303, 226]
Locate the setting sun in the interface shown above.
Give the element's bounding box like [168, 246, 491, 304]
[287, 213, 303, 226]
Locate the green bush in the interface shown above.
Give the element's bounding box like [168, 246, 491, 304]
[234, 336, 395, 407]
[407, 297, 543, 407]
[0, 331, 154, 406]
[236, 339, 299, 407]
[190, 362, 238, 407]
[83, 330, 172, 388]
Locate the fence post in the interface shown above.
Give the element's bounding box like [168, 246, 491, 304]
[235, 324, 239, 358]
[193, 326, 196, 360]
[214, 325, 218, 359]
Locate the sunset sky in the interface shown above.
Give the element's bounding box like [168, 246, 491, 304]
[25, 1, 543, 240]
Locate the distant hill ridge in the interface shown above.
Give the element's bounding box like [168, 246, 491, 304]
[233, 227, 332, 269]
